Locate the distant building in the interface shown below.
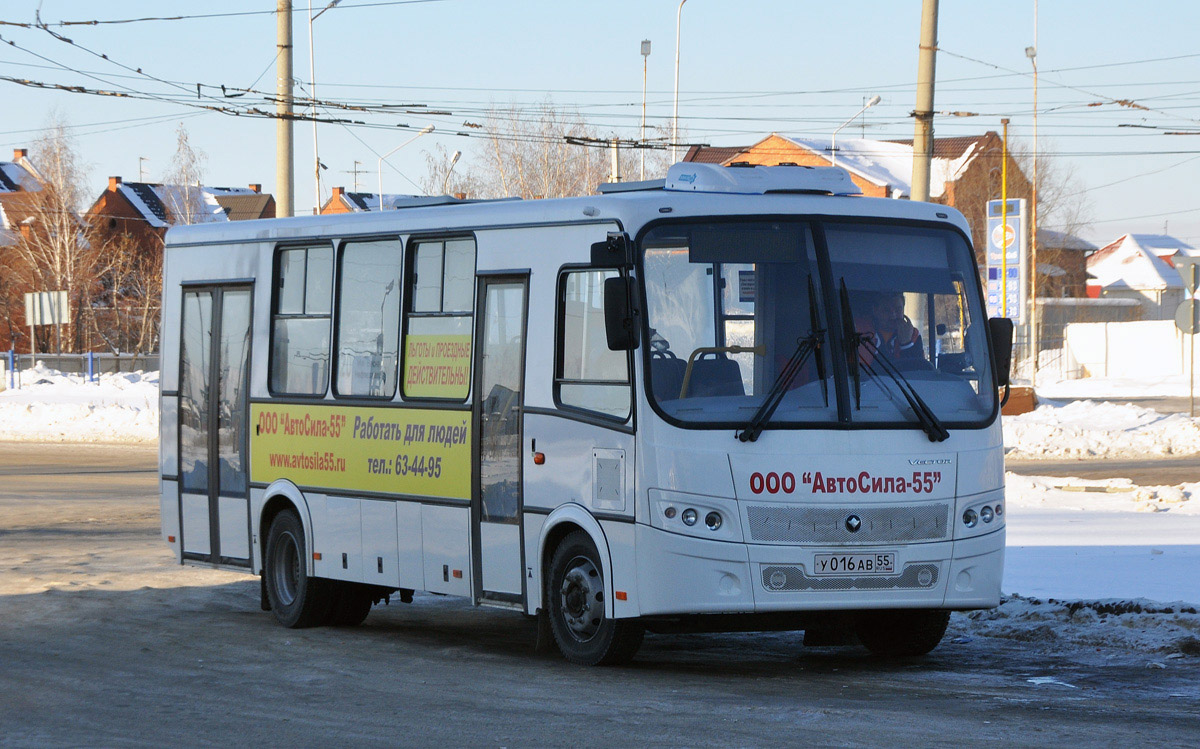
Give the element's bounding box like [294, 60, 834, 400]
[319, 186, 429, 214]
[1036, 229, 1097, 299]
[0, 148, 50, 350]
[685, 132, 1032, 265]
[86, 177, 275, 251]
[1086, 233, 1197, 319]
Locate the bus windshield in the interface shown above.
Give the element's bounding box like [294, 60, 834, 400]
[641, 219, 996, 431]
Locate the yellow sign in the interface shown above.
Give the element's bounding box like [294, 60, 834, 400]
[403, 334, 472, 399]
[250, 403, 471, 500]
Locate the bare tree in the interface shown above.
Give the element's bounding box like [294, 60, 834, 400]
[91, 231, 163, 355]
[161, 123, 208, 224]
[419, 101, 680, 201]
[2, 118, 107, 353]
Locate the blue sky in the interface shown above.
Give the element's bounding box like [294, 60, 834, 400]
[2, 1, 1198, 244]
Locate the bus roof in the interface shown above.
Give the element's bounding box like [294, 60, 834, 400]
[164, 163, 972, 248]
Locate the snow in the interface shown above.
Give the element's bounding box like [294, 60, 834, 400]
[0, 362, 158, 443]
[779, 135, 979, 199]
[1004, 399, 1200, 459]
[1038, 372, 1196, 399]
[1087, 233, 1189, 291]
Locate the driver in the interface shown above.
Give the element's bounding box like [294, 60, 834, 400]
[860, 291, 924, 363]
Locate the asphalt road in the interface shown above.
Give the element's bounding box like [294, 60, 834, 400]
[1007, 455, 1200, 484]
[1, 443, 1197, 747]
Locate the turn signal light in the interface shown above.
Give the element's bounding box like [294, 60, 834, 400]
[533, 452, 545, 465]
[452, 569, 463, 579]
[167, 535, 175, 543]
[313, 552, 323, 561]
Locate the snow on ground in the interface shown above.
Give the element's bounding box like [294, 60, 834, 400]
[1003, 399, 1200, 459]
[0, 362, 158, 443]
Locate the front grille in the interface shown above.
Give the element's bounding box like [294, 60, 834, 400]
[746, 503, 950, 544]
[760, 563, 940, 592]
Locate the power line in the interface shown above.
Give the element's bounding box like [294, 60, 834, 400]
[0, 0, 451, 28]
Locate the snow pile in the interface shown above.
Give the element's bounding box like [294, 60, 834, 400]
[1004, 400, 1200, 459]
[961, 594, 1200, 656]
[0, 363, 158, 443]
[1006, 472, 1200, 515]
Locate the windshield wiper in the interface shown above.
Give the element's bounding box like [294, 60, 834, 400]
[838, 281, 948, 442]
[838, 280, 862, 409]
[738, 277, 825, 442]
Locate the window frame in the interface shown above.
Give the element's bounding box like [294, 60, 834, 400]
[400, 233, 477, 402]
[552, 264, 634, 423]
[267, 242, 335, 398]
[331, 235, 404, 401]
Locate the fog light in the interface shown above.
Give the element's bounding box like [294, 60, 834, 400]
[681, 508, 698, 526]
[664, 506, 677, 519]
[962, 509, 978, 528]
[704, 512, 722, 531]
[980, 506, 995, 523]
[994, 503, 1003, 517]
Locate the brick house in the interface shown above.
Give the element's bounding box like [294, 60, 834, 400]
[0, 148, 50, 351]
[685, 132, 1033, 267]
[319, 186, 448, 214]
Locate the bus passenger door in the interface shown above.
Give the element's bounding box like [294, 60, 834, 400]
[472, 275, 528, 604]
[177, 285, 253, 567]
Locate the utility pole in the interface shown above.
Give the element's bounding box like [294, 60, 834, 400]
[610, 137, 621, 183]
[910, 0, 939, 202]
[1027, 0, 1040, 387]
[276, 0, 295, 218]
[641, 39, 651, 181]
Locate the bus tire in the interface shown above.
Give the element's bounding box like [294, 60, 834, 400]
[327, 583, 373, 627]
[264, 509, 333, 628]
[855, 609, 950, 656]
[546, 530, 644, 666]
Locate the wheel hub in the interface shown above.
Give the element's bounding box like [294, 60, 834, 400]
[559, 556, 603, 642]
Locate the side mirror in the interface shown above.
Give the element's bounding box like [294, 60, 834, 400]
[603, 276, 640, 351]
[591, 232, 633, 267]
[988, 317, 1014, 387]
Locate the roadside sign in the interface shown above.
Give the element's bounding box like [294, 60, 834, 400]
[23, 291, 69, 326]
[1174, 256, 1200, 295]
[985, 199, 1027, 321]
[1175, 298, 1200, 335]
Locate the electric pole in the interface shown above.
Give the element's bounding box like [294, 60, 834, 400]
[911, 0, 939, 202]
[276, 0, 295, 218]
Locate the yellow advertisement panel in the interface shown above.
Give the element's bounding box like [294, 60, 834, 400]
[250, 403, 471, 500]
[403, 334, 472, 399]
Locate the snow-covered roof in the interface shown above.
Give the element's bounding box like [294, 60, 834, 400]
[1037, 228, 1097, 252]
[116, 182, 261, 228]
[0, 159, 44, 194]
[336, 191, 424, 212]
[1086, 234, 1192, 290]
[773, 135, 984, 199]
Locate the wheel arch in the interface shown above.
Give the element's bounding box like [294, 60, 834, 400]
[257, 480, 315, 576]
[535, 504, 614, 619]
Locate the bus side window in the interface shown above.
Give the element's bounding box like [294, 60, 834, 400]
[270, 245, 333, 396]
[335, 238, 402, 398]
[555, 269, 631, 420]
[402, 238, 476, 400]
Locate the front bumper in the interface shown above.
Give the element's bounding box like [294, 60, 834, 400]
[632, 522, 1004, 617]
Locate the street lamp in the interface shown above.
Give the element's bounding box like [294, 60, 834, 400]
[377, 125, 434, 210]
[443, 150, 462, 195]
[830, 95, 880, 167]
[641, 39, 651, 181]
[671, 0, 688, 164]
[308, 0, 341, 214]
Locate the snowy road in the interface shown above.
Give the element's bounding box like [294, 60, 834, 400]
[2, 443, 1197, 746]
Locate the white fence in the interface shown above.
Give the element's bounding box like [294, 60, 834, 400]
[1062, 320, 1196, 379]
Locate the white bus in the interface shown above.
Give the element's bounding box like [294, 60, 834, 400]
[159, 163, 1013, 665]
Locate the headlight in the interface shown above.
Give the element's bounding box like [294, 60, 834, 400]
[962, 509, 978, 528]
[681, 508, 698, 526]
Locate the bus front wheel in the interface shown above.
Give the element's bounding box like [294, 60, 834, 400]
[263, 509, 333, 628]
[546, 530, 643, 666]
[855, 609, 950, 656]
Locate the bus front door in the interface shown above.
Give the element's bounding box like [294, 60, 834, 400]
[177, 285, 253, 567]
[472, 275, 528, 604]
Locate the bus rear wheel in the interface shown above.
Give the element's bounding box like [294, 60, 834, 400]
[546, 530, 643, 666]
[264, 509, 333, 628]
[855, 609, 950, 656]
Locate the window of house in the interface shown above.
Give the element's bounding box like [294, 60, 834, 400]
[270, 245, 333, 395]
[402, 238, 475, 399]
[335, 239, 402, 397]
[556, 269, 631, 420]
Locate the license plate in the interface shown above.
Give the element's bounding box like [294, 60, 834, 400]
[812, 552, 896, 576]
